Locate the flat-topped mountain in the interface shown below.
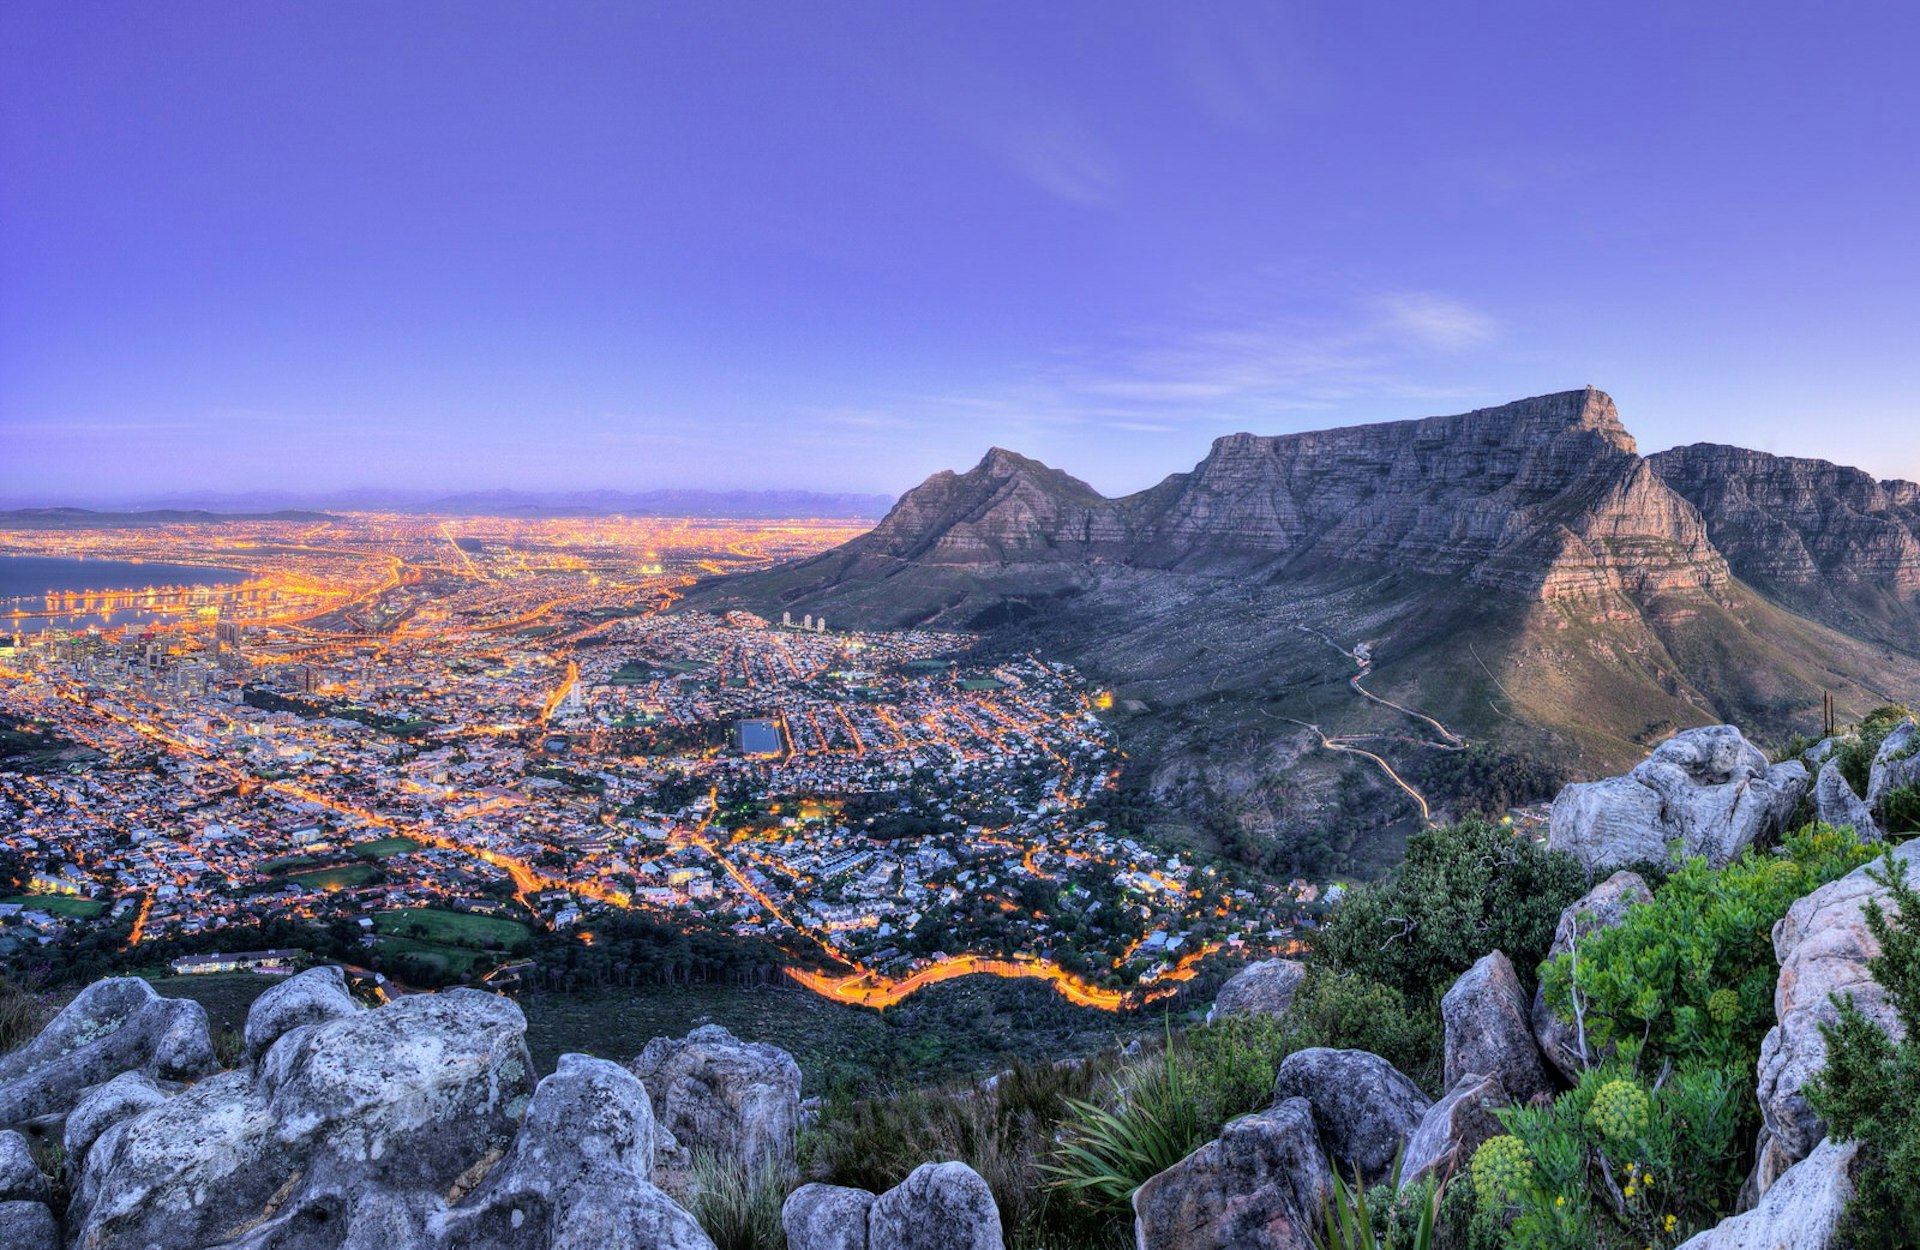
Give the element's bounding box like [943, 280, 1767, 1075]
[693, 389, 1920, 877]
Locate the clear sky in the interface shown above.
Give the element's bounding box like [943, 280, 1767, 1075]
[3, 2, 1917, 505]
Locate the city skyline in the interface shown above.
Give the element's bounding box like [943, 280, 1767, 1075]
[6, 3, 1920, 502]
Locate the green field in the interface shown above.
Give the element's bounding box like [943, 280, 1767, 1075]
[146, 972, 281, 1037]
[262, 854, 321, 874]
[608, 662, 653, 685]
[353, 837, 422, 859]
[376, 934, 488, 978]
[957, 678, 1007, 691]
[287, 864, 379, 891]
[374, 907, 530, 950]
[1, 894, 108, 918]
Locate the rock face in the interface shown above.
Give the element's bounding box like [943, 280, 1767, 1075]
[1547, 725, 1809, 870]
[1440, 952, 1551, 1103]
[1207, 959, 1307, 1024]
[783, 1183, 878, 1250]
[630, 1023, 802, 1171]
[1531, 871, 1654, 1082]
[0, 1200, 58, 1250]
[1813, 759, 1880, 840]
[1270, 1049, 1431, 1184]
[1398, 1073, 1509, 1190]
[865, 1161, 1004, 1250]
[1133, 1097, 1332, 1250]
[1674, 1138, 1859, 1250]
[1757, 841, 1918, 1174]
[242, 964, 362, 1064]
[62, 1071, 176, 1172]
[0, 976, 216, 1129]
[1649, 443, 1920, 654]
[0, 1128, 48, 1203]
[1869, 718, 1920, 814]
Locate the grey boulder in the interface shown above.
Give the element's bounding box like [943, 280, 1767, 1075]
[1757, 841, 1917, 1175]
[243, 964, 363, 1065]
[1207, 959, 1307, 1024]
[0, 977, 216, 1128]
[867, 1161, 1004, 1250]
[1271, 1048, 1430, 1185]
[1547, 725, 1808, 871]
[1133, 1096, 1332, 1250]
[0, 1200, 58, 1250]
[1675, 1138, 1858, 1250]
[62, 1071, 177, 1172]
[0, 1128, 48, 1202]
[1813, 760, 1880, 840]
[1531, 871, 1653, 1082]
[1398, 1073, 1509, 1190]
[783, 1182, 877, 1250]
[631, 1023, 802, 1171]
[1441, 951, 1551, 1102]
[1869, 718, 1920, 814]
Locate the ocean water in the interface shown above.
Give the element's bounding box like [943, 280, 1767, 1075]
[0, 554, 252, 635]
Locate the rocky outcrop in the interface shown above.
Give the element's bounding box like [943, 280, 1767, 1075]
[62, 1070, 176, 1172]
[0, 1200, 58, 1250]
[1270, 1049, 1431, 1184]
[1813, 760, 1880, 840]
[1757, 841, 1917, 1174]
[866, 1161, 1004, 1250]
[1133, 1097, 1332, 1250]
[1440, 952, 1551, 1103]
[783, 1183, 878, 1250]
[0, 1128, 48, 1203]
[0, 976, 216, 1130]
[630, 1023, 802, 1171]
[1547, 725, 1809, 870]
[1207, 959, 1307, 1024]
[1398, 1073, 1508, 1190]
[1675, 1138, 1859, 1250]
[1531, 871, 1654, 1082]
[1869, 719, 1920, 813]
[242, 964, 362, 1064]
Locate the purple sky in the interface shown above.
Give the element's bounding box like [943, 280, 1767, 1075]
[4, 3, 1918, 505]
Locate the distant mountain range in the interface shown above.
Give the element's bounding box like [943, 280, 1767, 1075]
[0, 507, 339, 530]
[0, 489, 896, 522]
[693, 388, 1920, 875]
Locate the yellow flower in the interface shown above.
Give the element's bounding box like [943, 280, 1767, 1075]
[1556, 1196, 1565, 1207]
[1665, 1215, 1679, 1232]
[1624, 1183, 1637, 1199]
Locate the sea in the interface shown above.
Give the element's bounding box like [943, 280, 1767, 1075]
[0, 554, 253, 635]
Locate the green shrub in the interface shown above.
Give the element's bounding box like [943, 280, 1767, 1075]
[1807, 846, 1920, 1247]
[1471, 1062, 1744, 1249]
[1315, 819, 1587, 1008]
[1833, 705, 1914, 797]
[1880, 785, 1920, 837]
[687, 1150, 791, 1250]
[1537, 824, 1874, 1078]
[0, 976, 54, 1053]
[1046, 1040, 1207, 1212]
[1317, 1164, 1443, 1250]
[1280, 970, 1443, 1092]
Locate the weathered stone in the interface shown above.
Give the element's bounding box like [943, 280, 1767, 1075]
[1531, 871, 1654, 1082]
[1869, 718, 1920, 815]
[243, 964, 363, 1065]
[1270, 1048, 1431, 1185]
[867, 1161, 1004, 1250]
[1133, 1096, 1332, 1250]
[1675, 1138, 1858, 1250]
[0, 1128, 48, 1202]
[68, 988, 536, 1250]
[783, 1182, 876, 1250]
[432, 1053, 713, 1250]
[0, 1199, 58, 1250]
[1207, 959, 1308, 1024]
[1548, 726, 1809, 871]
[1813, 760, 1879, 841]
[1399, 1073, 1509, 1190]
[1441, 952, 1550, 1102]
[1757, 841, 1917, 1175]
[0, 977, 216, 1129]
[630, 1024, 801, 1171]
[62, 1071, 175, 1173]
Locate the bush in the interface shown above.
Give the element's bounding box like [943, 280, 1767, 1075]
[1047, 1039, 1208, 1213]
[1315, 819, 1587, 1008]
[1537, 824, 1875, 1079]
[1279, 969, 1444, 1093]
[1471, 1062, 1744, 1249]
[687, 1150, 792, 1250]
[1881, 785, 1920, 837]
[1833, 705, 1914, 797]
[1807, 846, 1920, 1247]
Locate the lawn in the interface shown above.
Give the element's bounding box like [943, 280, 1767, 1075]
[957, 678, 1007, 691]
[1, 894, 108, 918]
[376, 934, 487, 979]
[262, 854, 321, 874]
[287, 864, 379, 891]
[353, 837, 422, 859]
[147, 972, 281, 1037]
[608, 662, 653, 685]
[374, 907, 530, 950]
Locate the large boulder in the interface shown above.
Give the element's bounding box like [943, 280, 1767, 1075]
[1548, 725, 1808, 871]
[66, 988, 537, 1249]
[1813, 760, 1879, 841]
[783, 1182, 876, 1250]
[1675, 1138, 1858, 1250]
[1398, 1073, 1509, 1190]
[630, 1024, 802, 1171]
[62, 1071, 176, 1173]
[1134, 1096, 1332, 1250]
[432, 1053, 714, 1250]
[866, 1161, 1004, 1250]
[243, 964, 363, 1065]
[0, 977, 216, 1128]
[1757, 841, 1917, 1175]
[0, 1200, 58, 1250]
[1270, 1049, 1430, 1185]
[0, 1129, 48, 1202]
[1441, 952, 1551, 1102]
[1207, 959, 1307, 1024]
[1531, 871, 1654, 1083]
[1869, 719, 1920, 814]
